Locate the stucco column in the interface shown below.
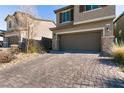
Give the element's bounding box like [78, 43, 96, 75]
[101, 23, 115, 56]
[101, 36, 114, 56]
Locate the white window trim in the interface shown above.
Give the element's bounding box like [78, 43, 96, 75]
[60, 21, 71, 24]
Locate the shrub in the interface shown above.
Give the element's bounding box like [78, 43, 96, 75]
[10, 44, 20, 54]
[120, 66, 124, 72]
[28, 43, 46, 53]
[0, 52, 15, 63]
[111, 42, 124, 64]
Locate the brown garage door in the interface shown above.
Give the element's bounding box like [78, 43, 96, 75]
[59, 31, 101, 52]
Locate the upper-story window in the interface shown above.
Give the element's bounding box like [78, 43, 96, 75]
[8, 21, 12, 28]
[85, 5, 100, 11]
[60, 9, 73, 23]
[79, 5, 107, 13]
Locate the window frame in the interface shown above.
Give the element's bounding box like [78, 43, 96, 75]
[85, 5, 101, 11]
[60, 10, 72, 24]
[80, 5, 102, 13]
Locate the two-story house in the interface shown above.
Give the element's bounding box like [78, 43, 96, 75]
[51, 5, 116, 54]
[4, 11, 55, 50]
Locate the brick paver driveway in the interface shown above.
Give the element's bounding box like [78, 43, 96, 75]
[0, 53, 124, 88]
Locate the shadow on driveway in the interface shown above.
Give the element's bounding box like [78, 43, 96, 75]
[49, 50, 99, 54]
[103, 78, 124, 88]
[98, 58, 118, 67]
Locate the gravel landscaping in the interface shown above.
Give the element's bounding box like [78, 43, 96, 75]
[0, 53, 42, 71]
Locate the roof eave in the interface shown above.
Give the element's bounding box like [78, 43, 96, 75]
[54, 5, 74, 13]
[113, 11, 124, 23]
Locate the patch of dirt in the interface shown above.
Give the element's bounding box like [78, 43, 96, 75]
[0, 53, 42, 70]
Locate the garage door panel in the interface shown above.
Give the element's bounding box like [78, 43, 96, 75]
[60, 31, 101, 52]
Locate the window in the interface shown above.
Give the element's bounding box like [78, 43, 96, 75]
[79, 5, 102, 13]
[60, 10, 73, 23]
[86, 5, 92, 11]
[79, 5, 84, 12]
[8, 21, 12, 28]
[85, 5, 100, 11]
[92, 5, 99, 9]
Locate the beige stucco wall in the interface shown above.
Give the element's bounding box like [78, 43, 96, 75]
[4, 31, 20, 37]
[53, 19, 113, 36]
[114, 14, 124, 37]
[20, 18, 55, 41]
[74, 5, 115, 24]
[6, 14, 27, 31]
[55, 6, 115, 26]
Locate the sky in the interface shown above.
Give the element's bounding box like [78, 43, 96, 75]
[0, 5, 124, 30]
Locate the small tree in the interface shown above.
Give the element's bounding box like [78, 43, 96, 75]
[18, 5, 40, 53]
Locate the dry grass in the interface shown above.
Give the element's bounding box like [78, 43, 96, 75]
[111, 42, 124, 73]
[111, 43, 124, 59]
[120, 66, 124, 72]
[0, 53, 42, 71]
[0, 52, 15, 63]
[110, 43, 124, 72]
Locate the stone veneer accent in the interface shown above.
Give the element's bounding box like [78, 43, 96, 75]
[101, 36, 114, 56]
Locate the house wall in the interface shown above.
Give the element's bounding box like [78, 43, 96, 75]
[55, 5, 115, 27]
[4, 31, 21, 37]
[20, 17, 55, 41]
[53, 19, 113, 36]
[74, 5, 115, 24]
[114, 14, 124, 42]
[6, 14, 27, 31]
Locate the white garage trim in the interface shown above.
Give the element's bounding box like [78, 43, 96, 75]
[56, 27, 104, 35]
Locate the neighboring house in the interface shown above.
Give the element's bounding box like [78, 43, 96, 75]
[51, 5, 116, 54]
[0, 30, 5, 47]
[113, 11, 124, 43]
[4, 11, 55, 50]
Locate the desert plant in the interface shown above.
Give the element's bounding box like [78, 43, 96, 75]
[26, 39, 47, 53]
[120, 66, 124, 72]
[10, 44, 20, 54]
[0, 52, 15, 63]
[111, 42, 124, 64]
